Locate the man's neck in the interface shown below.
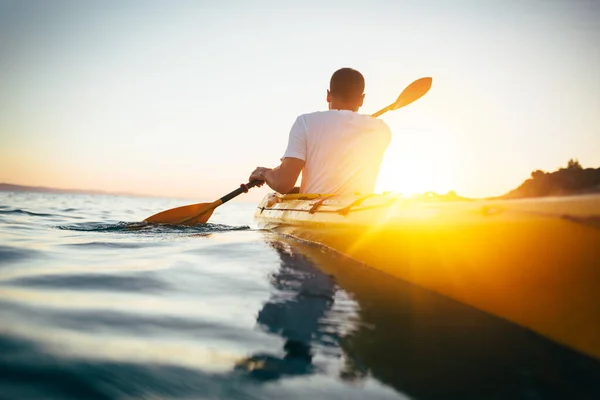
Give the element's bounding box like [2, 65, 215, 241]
[329, 103, 358, 112]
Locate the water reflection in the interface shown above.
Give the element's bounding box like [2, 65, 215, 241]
[244, 234, 600, 399]
[235, 239, 337, 381]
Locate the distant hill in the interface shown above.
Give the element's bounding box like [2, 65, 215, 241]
[0, 183, 142, 197]
[500, 159, 600, 199]
[411, 190, 473, 202]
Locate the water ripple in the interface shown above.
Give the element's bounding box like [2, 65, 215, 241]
[56, 221, 251, 234]
[0, 245, 41, 265]
[0, 208, 53, 217]
[61, 241, 152, 249]
[0, 333, 252, 400]
[1, 302, 247, 339]
[6, 273, 169, 293]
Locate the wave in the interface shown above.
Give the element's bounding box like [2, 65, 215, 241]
[0, 209, 54, 217]
[55, 221, 251, 234]
[6, 273, 169, 293]
[61, 241, 152, 249]
[0, 333, 251, 400]
[0, 245, 42, 264]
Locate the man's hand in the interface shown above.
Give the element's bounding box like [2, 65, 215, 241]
[249, 167, 271, 187]
[249, 158, 304, 193]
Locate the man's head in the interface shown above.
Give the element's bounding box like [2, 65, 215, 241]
[327, 68, 365, 111]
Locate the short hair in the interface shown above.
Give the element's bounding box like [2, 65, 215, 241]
[329, 68, 365, 102]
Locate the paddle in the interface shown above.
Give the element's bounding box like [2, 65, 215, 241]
[144, 181, 263, 225]
[144, 76, 432, 225]
[371, 76, 432, 117]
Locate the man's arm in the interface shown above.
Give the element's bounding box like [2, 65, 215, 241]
[249, 157, 304, 194]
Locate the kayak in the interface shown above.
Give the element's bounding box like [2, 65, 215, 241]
[254, 192, 600, 360]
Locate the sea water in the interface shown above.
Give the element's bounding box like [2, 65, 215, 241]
[1, 191, 599, 400]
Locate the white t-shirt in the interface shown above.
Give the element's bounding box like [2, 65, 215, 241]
[282, 110, 392, 194]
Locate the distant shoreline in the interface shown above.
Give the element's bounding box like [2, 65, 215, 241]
[0, 183, 151, 198]
[0, 183, 258, 203]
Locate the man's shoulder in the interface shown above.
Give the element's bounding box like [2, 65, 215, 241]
[295, 110, 330, 120]
[296, 110, 391, 135]
[297, 110, 388, 123]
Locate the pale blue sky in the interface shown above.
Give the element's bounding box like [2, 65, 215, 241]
[1, 0, 599, 200]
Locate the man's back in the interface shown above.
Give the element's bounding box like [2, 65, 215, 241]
[282, 110, 391, 194]
[249, 68, 392, 195]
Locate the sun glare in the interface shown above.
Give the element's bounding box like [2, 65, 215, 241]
[376, 158, 453, 196]
[375, 128, 457, 196]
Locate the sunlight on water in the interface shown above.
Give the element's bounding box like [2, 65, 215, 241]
[1, 191, 599, 399]
[0, 323, 243, 373]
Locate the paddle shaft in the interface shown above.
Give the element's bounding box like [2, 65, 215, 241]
[220, 180, 262, 204]
[371, 104, 392, 118]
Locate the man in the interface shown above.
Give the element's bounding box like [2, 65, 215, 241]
[249, 68, 392, 195]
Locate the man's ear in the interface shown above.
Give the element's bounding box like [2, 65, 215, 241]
[358, 93, 365, 108]
[326, 89, 331, 103]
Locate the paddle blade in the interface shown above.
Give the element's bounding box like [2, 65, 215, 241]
[393, 77, 432, 110]
[144, 202, 217, 225]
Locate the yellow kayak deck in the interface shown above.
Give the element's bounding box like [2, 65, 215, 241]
[255, 193, 600, 360]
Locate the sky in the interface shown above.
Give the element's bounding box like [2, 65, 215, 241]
[1, 0, 599, 201]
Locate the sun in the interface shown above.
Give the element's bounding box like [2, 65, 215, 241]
[375, 158, 453, 196]
[374, 130, 456, 196]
